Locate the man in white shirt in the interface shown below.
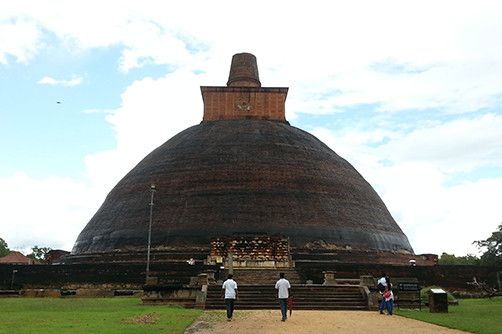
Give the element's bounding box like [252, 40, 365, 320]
[221, 274, 238, 321]
[275, 272, 291, 321]
[377, 273, 389, 314]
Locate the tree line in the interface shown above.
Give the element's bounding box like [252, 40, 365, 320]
[0, 239, 52, 262]
[438, 223, 501, 266]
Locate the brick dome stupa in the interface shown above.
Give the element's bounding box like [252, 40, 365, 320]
[68, 53, 414, 265]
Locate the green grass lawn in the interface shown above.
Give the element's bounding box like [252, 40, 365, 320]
[0, 297, 202, 334]
[396, 297, 502, 334]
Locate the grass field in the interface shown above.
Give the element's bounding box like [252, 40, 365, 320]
[396, 297, 502, 334]
[2, 297, 501, 334]
[0, 297, 202, 334]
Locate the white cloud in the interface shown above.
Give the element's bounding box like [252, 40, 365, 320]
[2, 0, 502, 258]
[378, 113, 502, 173]
[117, 21, 192, 72]
[0, 17, 42, 64]
[1, 68, 206, 253]
[377, 164, 502, 256]
[37, 75, 83, 87]
[0, 66, 207, 253]
[312, 113, 502, 256]
[0, 172, 99, 253]
[3, 1, 502, 114]
[84, 69, 204, 190]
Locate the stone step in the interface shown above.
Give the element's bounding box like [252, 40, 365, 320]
[221, 290, 362, 293]
[213, 290, 361, 294]
[206, 297, 366, 303]
[214, 288, 362, 292]
[208, 287, 362, 294]
[206, 284, 367, 310]
[206, 302, 366, 307]
[227, 269, 302, 285]
[206, 294, 366, 300]
[206, 303, 366, 308]
[206, 304, 368, 309]
[208, 285, 362, 291]
[205, 304, 368, 310]
[208, 295, 364, 300]
[208, 286, 361, 291]
[211, 283, 360, 288]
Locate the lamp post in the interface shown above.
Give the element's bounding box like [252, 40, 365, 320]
[146, 184, 156, 281]
[11, 269, 18, 289]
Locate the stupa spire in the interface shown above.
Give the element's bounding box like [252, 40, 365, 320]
[200, 53, 288, 122]
[227, 53, 261, 87]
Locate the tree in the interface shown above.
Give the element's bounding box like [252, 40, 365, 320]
[473, 223, 502, 266]
[0, 238, 9, 257]
[438, 252, 480, 265]
[27, 245, 52, 262]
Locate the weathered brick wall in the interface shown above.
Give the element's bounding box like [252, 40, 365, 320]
[201, 87, 288, 122]
[0, 262, 499, 291]
[295, 262, 502, 290]
[0, 263, 219, 289]
[65, 250, 210, 264]
[293, 250, 438, 266]
[210, 236, 289, 261]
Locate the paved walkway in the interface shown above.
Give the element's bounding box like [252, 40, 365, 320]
[187, 310, 468, 334]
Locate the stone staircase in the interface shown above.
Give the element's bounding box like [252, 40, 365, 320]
[205, 284, 368, 310]
[226, 268, 302, 285]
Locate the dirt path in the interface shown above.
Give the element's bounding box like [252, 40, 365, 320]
[186, 310, 469, 334]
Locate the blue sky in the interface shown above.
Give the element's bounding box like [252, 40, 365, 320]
[1, 1, 502, 256]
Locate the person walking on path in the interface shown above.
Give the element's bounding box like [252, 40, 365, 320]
[222, 274, 238, 321]
[275, 272, 291, 321]
[383, 284, 394, 315]
[377, 273, 390, 314]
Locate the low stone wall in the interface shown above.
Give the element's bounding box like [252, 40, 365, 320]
[295, 262, 502, 291]
[0, 263, 220, 290]
[293, 249, 437, 266]
[64, 250, 209, 264]
[21, 289, 61, 298]
[1, 262, 500, 294]
[142, 285, 203, 307]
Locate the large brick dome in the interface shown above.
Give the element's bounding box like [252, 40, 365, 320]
[69, 53, 413, 263]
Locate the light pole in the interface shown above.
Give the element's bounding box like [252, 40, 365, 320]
[11, 269, 18, 289]
[146, 184, 156, 282]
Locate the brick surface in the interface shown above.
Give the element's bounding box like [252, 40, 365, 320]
[201, 87, 288, 122]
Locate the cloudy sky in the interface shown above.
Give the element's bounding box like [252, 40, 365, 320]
[1, 1, 501, 257]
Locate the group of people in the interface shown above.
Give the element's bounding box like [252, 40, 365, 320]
[377, 272, 394, 315]
[221, 272, 291, 322]
[222, 272, 395, 321]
